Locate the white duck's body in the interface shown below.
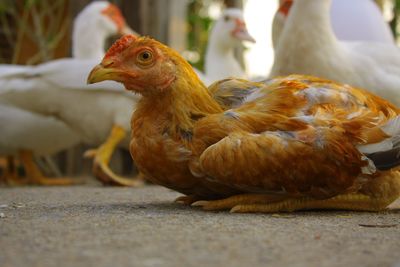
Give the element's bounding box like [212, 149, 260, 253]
[72, 1, 126, 60]
[0, 59, 124, 93]
[329, 0, 394, 43]
[0, 74, 137, 147]
[0, 2, 134, 166]
[197, 8, 255, 85]
[270, 0, 400, 106]
[272, 0, 394, 49]
[0, 105, 79, 156]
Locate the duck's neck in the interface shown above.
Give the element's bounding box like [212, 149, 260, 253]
[279, 0, 337, 51]
[135, 73, 223, 138]
[72, 18, 108, 60]
[271, 0, 341, 77]
[204, 32, 242, 78]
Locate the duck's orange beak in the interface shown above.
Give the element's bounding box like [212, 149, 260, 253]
[231, 18, 255, 43]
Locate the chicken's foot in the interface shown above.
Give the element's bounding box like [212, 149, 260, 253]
[19, 150, 76, 186]
[175, 195, 202, 205]
[85, 125, 144, 187]
[231, 194, 398, 213]
[192, 193, 398, 213]
[192, 194, 285, 211]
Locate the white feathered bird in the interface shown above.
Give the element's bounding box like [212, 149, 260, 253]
[270, 0, 400, 106]
[0, 1, 141, 186]
[72, 1, 136, 60]
[196, 8, 255, 85]
[272, 0, 394, 50]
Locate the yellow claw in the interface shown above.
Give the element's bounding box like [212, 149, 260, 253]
[190, 192, 399, 213]
[174, 195, 200, 205]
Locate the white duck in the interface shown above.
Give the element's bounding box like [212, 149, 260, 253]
[270, 0, 400, 106]
[272, 0, 394, 50]
[72, 1, 135, 60]
[0, 1, 140, 186]
[196, 8, 255, 85]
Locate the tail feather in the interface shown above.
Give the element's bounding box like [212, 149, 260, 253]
[367, 147, 400, 171]
[359, 115, 400, 171]
[381, 116, 400, 136]
[357, 115, 400, 155]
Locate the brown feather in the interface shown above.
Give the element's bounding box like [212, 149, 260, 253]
[96, 37, 400, 201]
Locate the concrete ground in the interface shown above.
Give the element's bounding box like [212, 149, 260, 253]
[0, 185, 400, 267]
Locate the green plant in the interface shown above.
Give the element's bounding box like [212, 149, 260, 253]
[0, 0, 69, 64]
[390, 0, 400, 41]
[186, 0, 215, 71]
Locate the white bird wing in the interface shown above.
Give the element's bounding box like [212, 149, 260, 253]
[33, 59, 126, 91]
[0, 59, 128, 95]
[341, 41, 400, 105]
[0, 104, 81, 156]
[344, 41, 400, 75]
[0, 64, 32, 78]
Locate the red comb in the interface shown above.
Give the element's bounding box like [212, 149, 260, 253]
[105, 35, 137, 58]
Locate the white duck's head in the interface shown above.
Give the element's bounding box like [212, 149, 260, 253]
[209, 8, 255, 50]
[72, 1, 137, 60]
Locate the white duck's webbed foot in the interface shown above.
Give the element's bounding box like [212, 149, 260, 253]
[85, 125, 144, 187]
[1, 156, 27, 185]
[19, 150, 78, 186]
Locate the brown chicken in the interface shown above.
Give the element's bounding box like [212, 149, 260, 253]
[87, 35, 400, 213]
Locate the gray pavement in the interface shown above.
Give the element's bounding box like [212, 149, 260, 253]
[0, 185, 400, 267]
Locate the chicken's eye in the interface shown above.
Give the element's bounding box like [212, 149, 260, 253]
[224, 15, 230, 22]
[137, 50, 153, 65]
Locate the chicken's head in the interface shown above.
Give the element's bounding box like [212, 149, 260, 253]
[88, 35, 197, 96]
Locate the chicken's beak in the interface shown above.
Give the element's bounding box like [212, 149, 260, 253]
[87, 62, 121, 84]
[120, 25, 139, 37]
[231, 19, 256, 43]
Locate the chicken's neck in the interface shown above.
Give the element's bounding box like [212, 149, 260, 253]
[134, 73, 223, 140]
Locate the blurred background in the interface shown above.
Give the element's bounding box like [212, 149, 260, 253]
[1, 0, 399, 82]
[0, 0, 398, 180]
